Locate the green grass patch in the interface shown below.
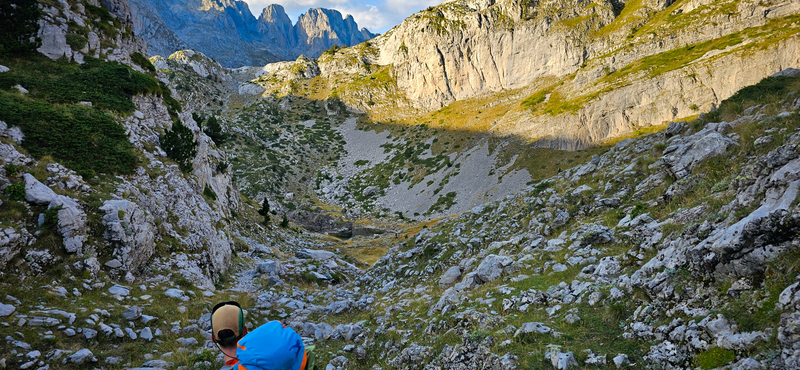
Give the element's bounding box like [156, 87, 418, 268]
[694, 347, 735, 369]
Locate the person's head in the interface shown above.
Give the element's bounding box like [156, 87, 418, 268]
[211, 301, 248, 349]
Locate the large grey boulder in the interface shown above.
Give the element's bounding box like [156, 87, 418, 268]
[0, 303, 15, 316]
[438, 266, 462, 288]
[24, 174, 87, 253]
[122, 306, 143, 321]
[256, 259, 282, 275]
[544, 345, 577, 370]
[37, 24, 72, 61]
[662, 128, 737, 179]
[68, 349, 96, 364]
[100, 200, 156, 271]
[474, 254, 514, 283]
[24, 174, 57, 205]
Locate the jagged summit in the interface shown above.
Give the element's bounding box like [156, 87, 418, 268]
[128, 0, 376, 67]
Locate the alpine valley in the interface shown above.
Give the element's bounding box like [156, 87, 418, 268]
[2, 0, 800, 369]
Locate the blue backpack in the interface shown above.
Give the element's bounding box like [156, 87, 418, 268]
[235, 321, 306, 370]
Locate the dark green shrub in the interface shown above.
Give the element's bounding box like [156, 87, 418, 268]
[4, 182, 25, 200]
[0, 0, 41, 54]
[0, 56, 167, 114]
[43, 206, 61, 228]
[84, 3, 121, 36]
[280, 215, 289, 228]
[4, 164, 22, 177]
[0, 93, 138, 177]
[161, 121, 197, 172]
[257, 198, 270, 224]
[66, 34, 88, 50]
[203, 115, 225, 146]
[131, 52, 156, 72]
[203, 185, 217, 200]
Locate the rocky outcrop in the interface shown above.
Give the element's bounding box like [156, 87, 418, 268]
[128, 0, 375, 67]
[99, 200, 155, 272]
[37, 0, 146, 66]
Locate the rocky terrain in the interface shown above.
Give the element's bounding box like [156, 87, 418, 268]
[2, 0, 800, 369]
[128, 0, 376, 68]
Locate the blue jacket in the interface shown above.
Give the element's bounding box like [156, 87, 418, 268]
[235, 321, 305, 370]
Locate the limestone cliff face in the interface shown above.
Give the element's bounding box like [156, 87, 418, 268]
[331, 0, 800, 148]
[128, 0, 376, 67]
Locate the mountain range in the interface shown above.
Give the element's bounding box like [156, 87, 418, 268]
[128, 0, 376, 67]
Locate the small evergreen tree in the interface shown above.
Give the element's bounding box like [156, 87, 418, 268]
[257, 198, 270, 224]
[203, 115, 226, 146]
[0, 0, 42, 54]
[161, 121, 197, 172]
[280, 215, 289, 228]
[192, 112, 204, 127]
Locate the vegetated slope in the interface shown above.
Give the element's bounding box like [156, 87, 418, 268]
[128, 0, 376, 68]
[0, 0, 256, 363]
[254, 0, 800, 150]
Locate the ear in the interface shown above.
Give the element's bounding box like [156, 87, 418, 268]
[210, 334, 217, 343]
[242, 326, 249, 335]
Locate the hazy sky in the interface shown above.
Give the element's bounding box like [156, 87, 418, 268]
[241, 0, 443, 34]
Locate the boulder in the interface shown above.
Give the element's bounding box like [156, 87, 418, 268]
[0, 303, 15, 316]
[100, 200, 156, 271]
[23, 174, 57, 205]
[256, 259, 282, 276]
[515, 322, 553, 337]
[122, 306, 143, 321]
[438, 266, 462, 288]
[68, 349, 96, 365]
[474, 254, 514, 283]
[37, 24, 71, 61]
[662, 129, 737, 179]
[544, 345, 577, 370]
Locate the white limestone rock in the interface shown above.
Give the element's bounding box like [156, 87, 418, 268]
[100, 200, 156, 271]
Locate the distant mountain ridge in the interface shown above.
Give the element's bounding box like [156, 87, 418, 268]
[129, 0, 376, 68]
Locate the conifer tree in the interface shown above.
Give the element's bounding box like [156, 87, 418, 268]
[257, 198, 270, 224]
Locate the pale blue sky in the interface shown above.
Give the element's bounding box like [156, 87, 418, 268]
[242, 0, 443, 33]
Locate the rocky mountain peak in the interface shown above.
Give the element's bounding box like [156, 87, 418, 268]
[257, 4, 295, 48]
[294, 7, 374, 56]
[129, 0, 376, 67]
